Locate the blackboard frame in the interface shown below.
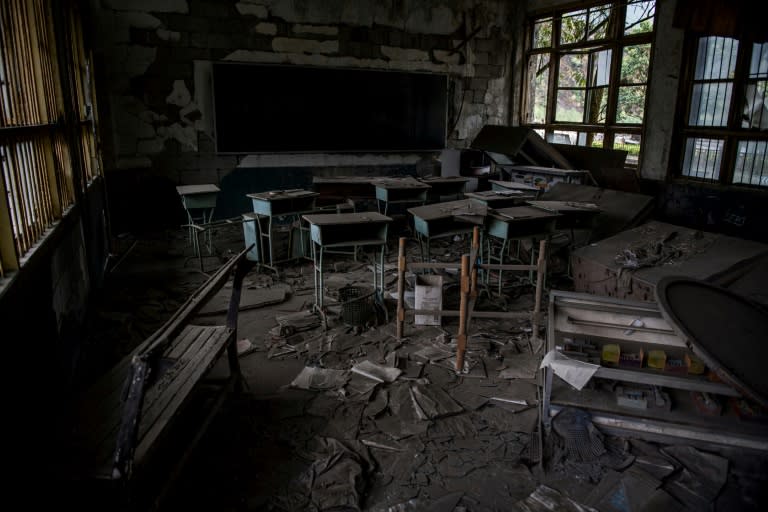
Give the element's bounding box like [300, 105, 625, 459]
[212, 61, 448, 154]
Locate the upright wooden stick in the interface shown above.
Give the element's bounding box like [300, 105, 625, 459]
[471, 226, 479, 298]
[456, 254, 470, 372]
[531, 240, 548, 351]
[396, 237, 406, 339]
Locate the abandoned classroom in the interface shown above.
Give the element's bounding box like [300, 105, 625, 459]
[3, 0, 768, 510]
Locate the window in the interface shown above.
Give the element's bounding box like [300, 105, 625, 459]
[0, 0, 101, 278]
[679, 36, 768, 187]
[523, 0, 656, 167]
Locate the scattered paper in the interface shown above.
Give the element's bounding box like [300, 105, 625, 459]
[499, 354, 541, 379]
[291, 366, 349, 390]
[540, 350, 600, 391]
[351, 360, 402, 383]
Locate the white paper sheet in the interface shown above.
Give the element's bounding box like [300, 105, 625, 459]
[540, 350, 600, 391]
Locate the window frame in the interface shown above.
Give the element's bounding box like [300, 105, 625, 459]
[0, 0, 101, 279]
[674, 33, 768, 189]
[522, 0, 657, 169]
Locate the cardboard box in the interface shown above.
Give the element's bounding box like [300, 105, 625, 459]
[415, 275, 443, 326]
[601, 343, 621, 365]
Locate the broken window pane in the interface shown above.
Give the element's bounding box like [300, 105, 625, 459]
[560, 9, 587, 45]
[742, 43, 768, 129]
[616, 85, 645, 123]
[690, 83, 733, 126]
[695, 37, 738, 80]
[589, 49, 612, 87]
[625, 0, 655, 35]
[547, 131, 576, 145]
[614, 133, 641, 166]
[526, 54, 550, 124]
[587, 87, 609, 123]
[682, 137, 723, 180]
[621, 44, 650, 84]
[588, 6, 612, 41]
[733, 140, 768, 186]
[556, 89, 585, 122]
[559, 53, 587, 87]
[533, 18, 552, 48]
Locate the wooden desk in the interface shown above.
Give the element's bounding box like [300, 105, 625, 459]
[373, 177, 430, 215]
[465, 190, 535, 209]
[408, 199, 488, 262]
[419, 176, 469, 202]
[312, 176, 377, 206]
[302, 212, 392, 310]
[485, 206, 561, 293]
[246, 189, 319, 271]
[176, 184, 220, 256]
[526, 200, 602, 231]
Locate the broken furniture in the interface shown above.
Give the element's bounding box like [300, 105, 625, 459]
[373, 177, 430, 216]
[396, 226, 548, 372]
[537, 182, 654, 242]
[69, 247, 255, 506]
[302, 212, 392, 313]
[418, 176, 469, 202]
[541, 289, 768, 451]
[484, 206, 560, 295]
[489, 179, 542, 197]
[470, 125, 574, 170]
[464, 189, 536, 209]
[176, 184, 219, 257]
[408, 199, 488, 263]
[503, 165, 590, 193]
[570, 221, 768, 302]
[247, 189, 319, 272]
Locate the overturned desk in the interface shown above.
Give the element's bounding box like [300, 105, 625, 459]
[302, 212, 392, 311]
[246, 189, 319, 271]
[408, 199, 488, 262]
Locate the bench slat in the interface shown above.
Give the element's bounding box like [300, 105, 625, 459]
[134, 326, 233, 465]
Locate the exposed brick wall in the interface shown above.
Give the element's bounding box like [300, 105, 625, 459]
[89, 0, 518, 186]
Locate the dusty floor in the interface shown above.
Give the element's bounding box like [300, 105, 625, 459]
[73, 223, 768, 511]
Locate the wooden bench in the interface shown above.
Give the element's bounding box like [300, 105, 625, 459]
[68, 246, 255, 506]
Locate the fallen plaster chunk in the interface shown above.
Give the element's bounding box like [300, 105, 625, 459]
[499, 354, 541, 379]
[165, 79, 191, 107]
[235, 2, 267, 17]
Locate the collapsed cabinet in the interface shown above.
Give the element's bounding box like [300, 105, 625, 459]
[542, 284, 768, 451]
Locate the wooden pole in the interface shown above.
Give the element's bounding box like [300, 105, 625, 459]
[531, 239, 547, 352]
[470, 226, 479, 298]
[396, 237, 406, 339]
[456, 254, 469, 372]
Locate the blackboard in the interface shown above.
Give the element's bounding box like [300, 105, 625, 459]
[212, 62, 447, 153]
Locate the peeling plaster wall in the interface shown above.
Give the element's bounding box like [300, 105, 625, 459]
[89, 0, 518, 200]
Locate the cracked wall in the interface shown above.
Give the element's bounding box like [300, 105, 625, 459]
[89, 0, 518, 187]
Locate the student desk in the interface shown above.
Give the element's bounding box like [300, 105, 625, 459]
[418, 176, 469, 202]
[526, 200, 602, 231]
[465, 190, 536, 209]
[373, 177, 430, 216]
[408, 199, 488, 262]
[312, 176, 378, 207]
[246, 189, 319, 271]
[176, 184, 220, 256]
[485, 206, 561, 293]
[302, 212, 392, 310]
